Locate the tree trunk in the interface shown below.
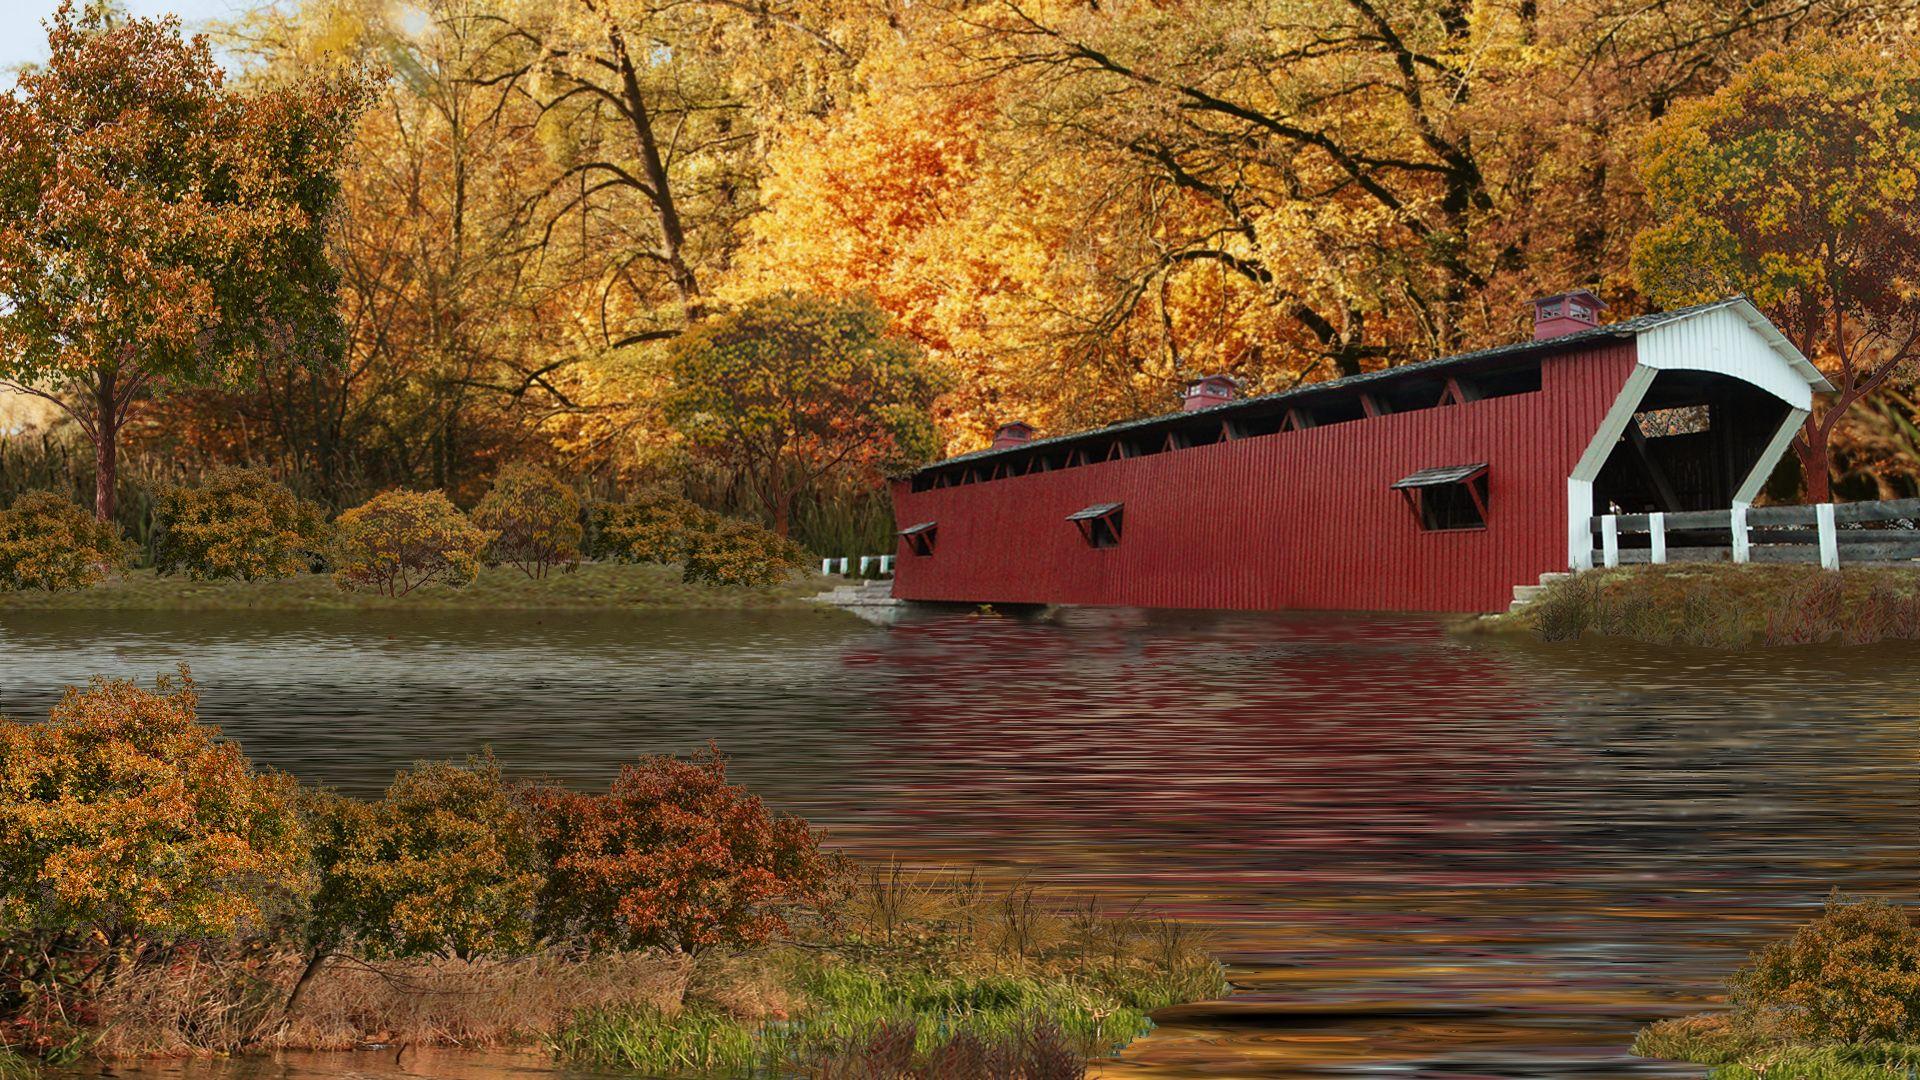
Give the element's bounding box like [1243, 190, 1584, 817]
[1793, 427, 1831, 503]
[281, 949, 327, 1023]
[93, 370, 118, 523]
[607, 25, 703, 319]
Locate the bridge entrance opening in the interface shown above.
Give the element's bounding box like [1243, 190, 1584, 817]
[1591, 371, 1793, 516]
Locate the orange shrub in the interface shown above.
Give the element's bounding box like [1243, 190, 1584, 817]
[1730, 894, 1920, 1043]
[529, 747, 844, 953]
[330, 489, 490, 596]
[471, 464, 582, 579]
[0, 490, 127, 591]
[151, 466, 327, 581]
[0, 670, 305, 943]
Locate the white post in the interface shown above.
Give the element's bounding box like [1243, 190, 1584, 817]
[1730, 501, 1751, 564]
[880, 555, 893, 574]
[859, 556, 872, 575]
[1601, 515, 1620, 569]
[836, 557, 850, 574]
[1568, 478, 1595, 571]
[1817, 502, 1839, 570]
[1649, 512, 1667, 565]
[821, 557, 832, 575]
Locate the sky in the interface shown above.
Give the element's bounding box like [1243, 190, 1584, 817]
[1, 0, 245, 75]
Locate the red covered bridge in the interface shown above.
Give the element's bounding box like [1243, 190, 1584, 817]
[887, 295, 1831, 614]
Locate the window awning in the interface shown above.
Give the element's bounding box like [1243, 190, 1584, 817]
[1065, 502, 1124, 522]
[897, 521, 937, 536]
[1391, 463, 1487, 489]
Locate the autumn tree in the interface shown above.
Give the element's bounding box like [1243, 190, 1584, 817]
[662, 292, 944, 535]
[741, 0, 1906, 450]
[0, 2, 367, 521]
[466, 0, 866, 347]
[1633, 41, 1920, 501]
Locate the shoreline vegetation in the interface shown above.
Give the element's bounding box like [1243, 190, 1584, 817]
[0, 673, 1227, 1078]
[1633, 896, 1920, 1080]
[0, 562, 835, 613]
[0, 466, 858, 614]
[1486, 564, 1920, 648]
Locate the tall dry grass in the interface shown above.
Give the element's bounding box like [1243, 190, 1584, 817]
[91, 950, 691, 1057]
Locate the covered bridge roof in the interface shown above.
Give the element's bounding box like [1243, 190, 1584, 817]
[905, 297, 1821, 480]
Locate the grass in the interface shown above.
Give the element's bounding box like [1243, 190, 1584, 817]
[0, 1048, 36, 1080]
[1636, 1019, 1920, 1080]
[1487, 563, 1920, 647]
[0, 562, 837, 612]
[551, 868, 1231, 1077]
[553, 962, 1190, 1076]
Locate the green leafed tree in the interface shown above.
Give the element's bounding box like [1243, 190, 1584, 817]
[662, 292, 945, 536]
[0, 1, 367, 521]
[1632, 40, 1920, 502]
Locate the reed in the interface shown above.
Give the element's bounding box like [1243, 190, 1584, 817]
[0, 1048, 37, 1080]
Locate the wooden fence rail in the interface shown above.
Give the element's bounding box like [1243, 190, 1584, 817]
[1582, 497, 1920, 570]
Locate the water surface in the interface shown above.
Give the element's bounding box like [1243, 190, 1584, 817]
[7, 606, 1914, 1077]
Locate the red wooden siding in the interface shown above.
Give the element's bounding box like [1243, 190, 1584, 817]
[890, 340, 1639, 613]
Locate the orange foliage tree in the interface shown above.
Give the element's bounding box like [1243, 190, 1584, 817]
[0, 2, 366, 521]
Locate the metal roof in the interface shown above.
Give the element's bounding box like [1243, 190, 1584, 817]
[1392, 463, 1488, 489]
[1065, 502, 1124, 521]
[906, 297, 1824, 477]
[897, 521, 937, 536]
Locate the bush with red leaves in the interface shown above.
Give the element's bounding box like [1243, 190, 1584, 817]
[529, 747, 844, 953]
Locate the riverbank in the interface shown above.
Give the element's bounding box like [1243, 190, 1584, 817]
[1631, 896, 1920, 1080]
[1483, 563, 1920, 647]
[71, 875, 1226, 1076]
[0, 563, 838, 612]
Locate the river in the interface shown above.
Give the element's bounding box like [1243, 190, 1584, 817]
[6, 606, 1915, 1078]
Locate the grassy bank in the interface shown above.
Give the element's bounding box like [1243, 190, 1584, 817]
[1487, 564, 1920, 647]
[1631, 896, 1920, 1080]
[1635, 1017, 1920, 1080]
[0, 562, 835, 612]
[66, 870, 1227, 1076]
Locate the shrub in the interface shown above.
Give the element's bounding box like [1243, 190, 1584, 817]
[681, 516, 809, 589]
[589, 494, 809, 589]
[586, 491, 709, 565]
[304, 753, 545, 963]
[530, 746, 845, 953]
[330, 489, 490, 596]
[0, 670, 306, 946]
[471, 464, 582, 578]
[150, 466, 328, 581]
[1730, 895, 1920, 1044]
[0, 490, 127, 591]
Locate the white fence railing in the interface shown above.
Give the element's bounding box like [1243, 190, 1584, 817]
[820, 555, 894, 577]
[1581, 498, 1920, 570]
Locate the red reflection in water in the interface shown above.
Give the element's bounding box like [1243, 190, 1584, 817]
[841, 612, 1568, 891]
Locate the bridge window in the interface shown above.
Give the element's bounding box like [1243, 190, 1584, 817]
[1460, 361, 1541, 400]
[898, 521, 937, 556]
[1393, 464, 1489, 531]
[1067, 502, 1124, 549]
